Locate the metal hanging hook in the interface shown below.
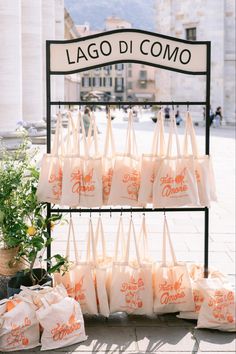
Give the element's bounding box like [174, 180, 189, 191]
[110, 207, 112, 218]
[187, 102, 189, 111]
[89, 208, 92, 218]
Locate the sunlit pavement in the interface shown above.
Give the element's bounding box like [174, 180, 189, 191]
[22, 110, 235, 353]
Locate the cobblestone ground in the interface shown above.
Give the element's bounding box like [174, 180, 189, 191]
[12, 111, 236, 353]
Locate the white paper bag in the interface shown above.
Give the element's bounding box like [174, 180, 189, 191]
[153, 217, 195, 313]
[0, 298, 40, 352]
[110, 218, 153, 315]
[102, 111, 116, 205]
[197, 278, 236, 332]
[183, 111, 217, 206]
[138, 110, 165, 205]
[37, 112, 64, 204]
[37, 295, 87, 351]
[153, 116, 200, 207]
[109, 110, 141, 206]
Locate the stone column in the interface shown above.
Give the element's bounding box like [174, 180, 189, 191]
[54, 0, 65, 103]
[0, 1, 22, 131]
[41, 0, 56, 119]
[21, 0, 43, 123]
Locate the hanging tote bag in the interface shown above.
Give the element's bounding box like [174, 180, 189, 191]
[153, 115, 199, 207]
[110, 218, 153, 315]
[108, 110, 141, 206]
[53, 217, 78, 298]
[102, 111, 116, 205]
[79, 112, 103, 207]
[197, 278, 236, 332]
[0, 298, 40, 352]
[70, 218, 98, 315]
[138, 110, 166, 205]
[153, 217, 194, 313]
[183, 111, 217, 206]
[94, 216, 112, 317]
[37, 112, 64, 204]
[36, 293, 87, 351]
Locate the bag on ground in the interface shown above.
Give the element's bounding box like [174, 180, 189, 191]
[36, 290, 87, 351]
[153, 217, 195, 313]
[0, 297, 40, 352]
[197, 278, 236, 332]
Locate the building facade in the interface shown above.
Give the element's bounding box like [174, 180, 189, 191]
[155, 0, 235, 124]
[78, 16, 157, 102]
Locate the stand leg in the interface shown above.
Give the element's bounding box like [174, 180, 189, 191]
[204, 207, 209, 277]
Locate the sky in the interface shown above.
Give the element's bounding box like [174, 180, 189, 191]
[64, 0, 156, 31]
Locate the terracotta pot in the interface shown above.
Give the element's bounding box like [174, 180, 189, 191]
[0, 247, 26, 276]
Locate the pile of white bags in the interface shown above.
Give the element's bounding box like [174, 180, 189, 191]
[0, 284, 87, 352]
[37, 109, 217, 208]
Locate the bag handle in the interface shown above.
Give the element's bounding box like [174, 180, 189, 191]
[74, 111, 89, 157]
[183, 111, 199, 157]
[103, 111, 116, 157]
[124, 110, 138, 156]
[65, 111, 78, 155]
[86, 218, 97, 264]
[162, 216, 178, 266]
[151, 110, 166, 156]
[138, 214, 149, 261]
[87, 112, 99, 156]
[114, 216, 126, 262]
[66, 216, 80, 264]
[166, 114, 181, 157]
[95, 216, 107, 259]
[124, 218, 141, 266]
[51, 112, 63, 156]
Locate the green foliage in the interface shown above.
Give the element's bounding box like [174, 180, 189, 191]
[0, 141, 67, 284]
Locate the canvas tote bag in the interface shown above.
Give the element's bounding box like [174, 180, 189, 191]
[177, 264, 227, 320]
[109, 110, 141, 206]
[183, 111, 217, 206]
[37, 112, 64, 204]
[153, 115, 199, 207]
[0, 297, 40, 352]
[94, 216, 112, 317]
[102, 111, 116, 205]
[153, 217, 195, 313]
[36, 293, 87, 350]
[138, 110, 165, 205]
[53, 217, 78, 298]
[197, 278, 236, 332]
[70, 218, 98, 315]
[110, 218, 153, 315]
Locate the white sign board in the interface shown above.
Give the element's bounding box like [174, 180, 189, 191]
[49, 30, 207, 74]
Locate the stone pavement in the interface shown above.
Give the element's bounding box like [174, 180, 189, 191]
[13, 111, 235, 353]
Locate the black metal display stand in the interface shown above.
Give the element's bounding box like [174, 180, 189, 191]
[46, 29, 211, 277]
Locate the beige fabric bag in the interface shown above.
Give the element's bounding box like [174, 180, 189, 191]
[138, 110, 165, 205]
[183, 111, 217, 206]
[109, 110, 141, 206]
[36, 294, 87, 350]
[177, 264, 227, 320]
[0, 297, 40, 352]
[197, 278, 236, 332]
[37, 112, 64, 204]
[94, 216, 112, 317]
[102, 111, 116, 205]
[153, 217, 195, 313]
[153, 116, 200, 207]
[110, 218, 153, 315]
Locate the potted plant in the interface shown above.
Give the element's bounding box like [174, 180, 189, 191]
[0, 141, 68, 297]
